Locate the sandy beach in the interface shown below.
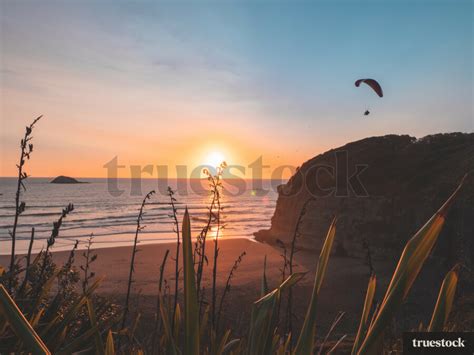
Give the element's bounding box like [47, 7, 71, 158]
[1, 237, 395, 343]
[2, 234, 469, 353]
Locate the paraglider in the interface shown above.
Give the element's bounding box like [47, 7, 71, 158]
[355, 78, 383, 116]
[355, 79, 383, 97]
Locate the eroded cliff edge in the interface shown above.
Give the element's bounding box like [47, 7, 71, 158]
[255, 133, 474, 266]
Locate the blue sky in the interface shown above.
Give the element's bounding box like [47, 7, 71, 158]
[0, 0, 472, 177]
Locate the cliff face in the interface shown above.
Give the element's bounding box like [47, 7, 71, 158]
[255, 133, 474, 266]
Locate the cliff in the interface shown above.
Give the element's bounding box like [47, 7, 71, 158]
[255, 133, 474, 267]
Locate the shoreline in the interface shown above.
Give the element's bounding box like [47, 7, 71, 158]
[1, 238, 291, 297]
[0, 235, 260, 256]
[1, 233, 448, 340]
[0, 237, 383, 337]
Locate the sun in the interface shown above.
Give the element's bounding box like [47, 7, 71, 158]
[205, 151, 226, 168]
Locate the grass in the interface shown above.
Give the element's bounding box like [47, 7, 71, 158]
[182, 208, 200, 354]
[294, 216, 337, 355]
[428, 264, 459, 332]
[0, 116, 469, 354]
[357, 175, 466, 354]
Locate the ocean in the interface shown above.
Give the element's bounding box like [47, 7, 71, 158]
[0, 178, 282, 255]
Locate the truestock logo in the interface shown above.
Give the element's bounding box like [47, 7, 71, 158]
[403, 332, 474, 354]
[103, 151, 369, 198]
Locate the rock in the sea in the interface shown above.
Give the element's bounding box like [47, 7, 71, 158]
[255, 133, 474, 267]
[50, 175, 85, 184]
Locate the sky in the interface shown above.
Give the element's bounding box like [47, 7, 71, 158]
[1, 0, 472, 178]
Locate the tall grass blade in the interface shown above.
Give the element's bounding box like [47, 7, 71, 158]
[86, 297, 105, 355]
[0, 285, 50, 354]
[30, 269, 59, 322]
[351, 274, 376, 355]
[276, 334, 292, 355]
[215, 329, 231, 355]
[130, 313, 141, 344]
[105, 330, 115, 355]
[317, 311, 345, 355]
[294, 216, 337, 355]
[327, 334, 347, 354]
[222, 338, 240, 354]
[173, 303, 181, 339]
[182, 207, 199, 354]
[158, 292, 178, 354]
[247, 272, 304, 355]
[55, 325, 99, 355]
[261, 255, 269, 297]
[30, 309, 44, 329]
[41, 276, 103, 343]
[428, 265, 459, 331]
[358, 175, 467, 354]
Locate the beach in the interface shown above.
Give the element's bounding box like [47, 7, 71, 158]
[2, 228, 470, 353]
[1, 237, 395, 343]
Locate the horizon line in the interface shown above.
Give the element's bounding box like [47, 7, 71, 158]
[0, 176, 287, 181]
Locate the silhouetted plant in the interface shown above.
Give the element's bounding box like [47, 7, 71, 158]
[153, 248, 169, 352]
[286, 197, 314, 343]
[216, 251, 246, 331]
[121, 190, 155, 339]
[58, 240, 80, 298]
[317, 311, 345, 354]
[80, 235, 97, 294]
[194, 163, 226, 318]
[276, 238, 289, 333]
[363, 238, 375, 276]
[8, 115, 41, 288]
[17, 227, 35, 294]
[25, 202, 75, 304]
[207, 162, 227, 334]
[167, 186, 181, 329]
[47, 203, 75, 252]
[194, 188, 217, 299]
[276, 239, 289, 284]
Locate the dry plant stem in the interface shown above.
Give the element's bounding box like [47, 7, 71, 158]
[81, 235, 96, 294]
[363, 239, 375, 276]
[276, 239, 289, 329]
[121, 190, 155, 336]
[9, 115, 41, 286]
[37, 203, 74, 288]
[64, 240, 79, 271]
[208, 164, 226, 335]
[317, 311, 345, 355]
[18, 228, 35, 294]
[158, 250, 170, 301]
[58, 241, 79, 293]
[216, 251, 246, 331]
[211, 176, 221, 331]
[153, 248, 169, 353]
[26, 228, 35, 270]
[287, 197, 314, 339]
[196, 187, 218, 298]
[168, 187, 181, 329]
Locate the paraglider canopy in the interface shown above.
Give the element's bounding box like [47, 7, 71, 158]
[355, 79, 383, 98]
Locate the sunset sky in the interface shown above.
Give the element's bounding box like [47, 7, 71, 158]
[1, 0, 472, 178]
